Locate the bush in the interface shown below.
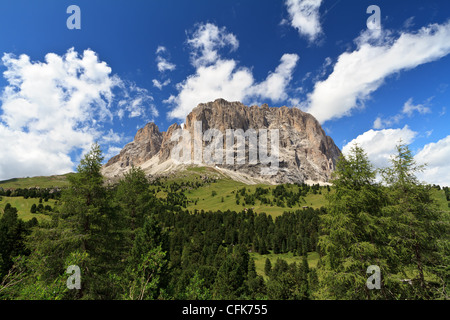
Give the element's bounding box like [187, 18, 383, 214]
[30, 204, 37, 214]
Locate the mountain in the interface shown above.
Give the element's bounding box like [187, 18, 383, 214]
[102, 99, 341, 185]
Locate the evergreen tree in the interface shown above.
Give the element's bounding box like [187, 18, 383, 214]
[19, 143, 122, 299]
[245, 257, 266, 299]
[115, 166, 155, 251]
[264, 258, 272, 277]
[0, 205, 29, 281]
[317, 144, 388, 299]
[381, 143, 448, 299]
[183, 270, 211, 300]
[212, 245, 249, 299]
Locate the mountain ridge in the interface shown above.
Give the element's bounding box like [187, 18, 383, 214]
[102, 99, 342, 185]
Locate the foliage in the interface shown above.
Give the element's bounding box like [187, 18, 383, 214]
[0, 142, 448, 300]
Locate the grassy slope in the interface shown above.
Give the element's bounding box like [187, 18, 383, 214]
[179, 167, 328, 217]
[0, 196, 55, 222]
[1, 168, 448, 226]
[0, 173, 72, 189]
[0, 174, 70, 222]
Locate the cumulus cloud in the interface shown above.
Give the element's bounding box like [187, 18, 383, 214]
[249, 53, 300, 102]
[285, 0, 323, 43]
[0, 48, 155, 180]
[166, 23, 299, 121]
[165, 59, 253, 120]
[305, 21, 450, 123]
[342, 126, 417, 169]
[415, 135, 450, 186]
[342, 127, 450, 186]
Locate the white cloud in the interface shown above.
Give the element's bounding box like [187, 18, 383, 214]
[402, 97, 431, 117]
[415, 135, 450, 187]
[305, 21, 450, 123]
[152, 79, 171, 90]
[403, 17, 415, 29]
[165, 59, 253, 120]
[101, 129, 122, 144]
[285, 0, 323, 43]
[373, 117, 383, 130]
[342, 127, 450, 186]
[342, 126, 417, 169]
[373, 113, 403, 129]
[373, 98, 431, 129]
[248, 53, 299, 102]
[187, 23, 239, 67]
[157, 56, 176, 73]
[0, 48, 154, 180]
[117, 82, 157, 120]
[155, 46, 176, 72]
[166, 23, 299, 121]
[156, 46, 166, 54]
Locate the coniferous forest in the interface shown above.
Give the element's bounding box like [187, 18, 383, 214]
[0, 143, 449, 300]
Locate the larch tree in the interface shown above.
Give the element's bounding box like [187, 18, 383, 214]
[381, 143, 448, 299]
[317, 144, 390, 299]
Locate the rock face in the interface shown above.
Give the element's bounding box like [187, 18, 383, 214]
[103, 99, 341, 184]
[105, 122, 163, 168]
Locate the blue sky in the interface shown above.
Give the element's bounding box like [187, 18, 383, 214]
[0, 0, 449, 186]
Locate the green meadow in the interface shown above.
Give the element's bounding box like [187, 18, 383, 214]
[1, 167, 448, 222]
[0, 196, 56, 222]
[0, 174, 71, 189]
[251, 251, 320, 279]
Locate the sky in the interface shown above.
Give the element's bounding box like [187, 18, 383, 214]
[0, 0, 449, 186]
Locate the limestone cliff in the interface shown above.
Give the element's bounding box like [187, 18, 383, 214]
[103, 99, 341, 184]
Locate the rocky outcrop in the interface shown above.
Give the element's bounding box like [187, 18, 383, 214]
[105, 122, 163, 168]
[102, 99, 341, 184]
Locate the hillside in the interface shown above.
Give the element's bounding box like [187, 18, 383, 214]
[1, 169, 449, 223]
[0, 173, 72, 189]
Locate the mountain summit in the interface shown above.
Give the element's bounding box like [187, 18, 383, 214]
[102, 99, 341, 184]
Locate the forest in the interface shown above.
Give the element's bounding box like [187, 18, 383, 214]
[0, 142, 449, 300]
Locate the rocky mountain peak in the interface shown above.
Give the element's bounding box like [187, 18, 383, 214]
[102, 99, 341, 185]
